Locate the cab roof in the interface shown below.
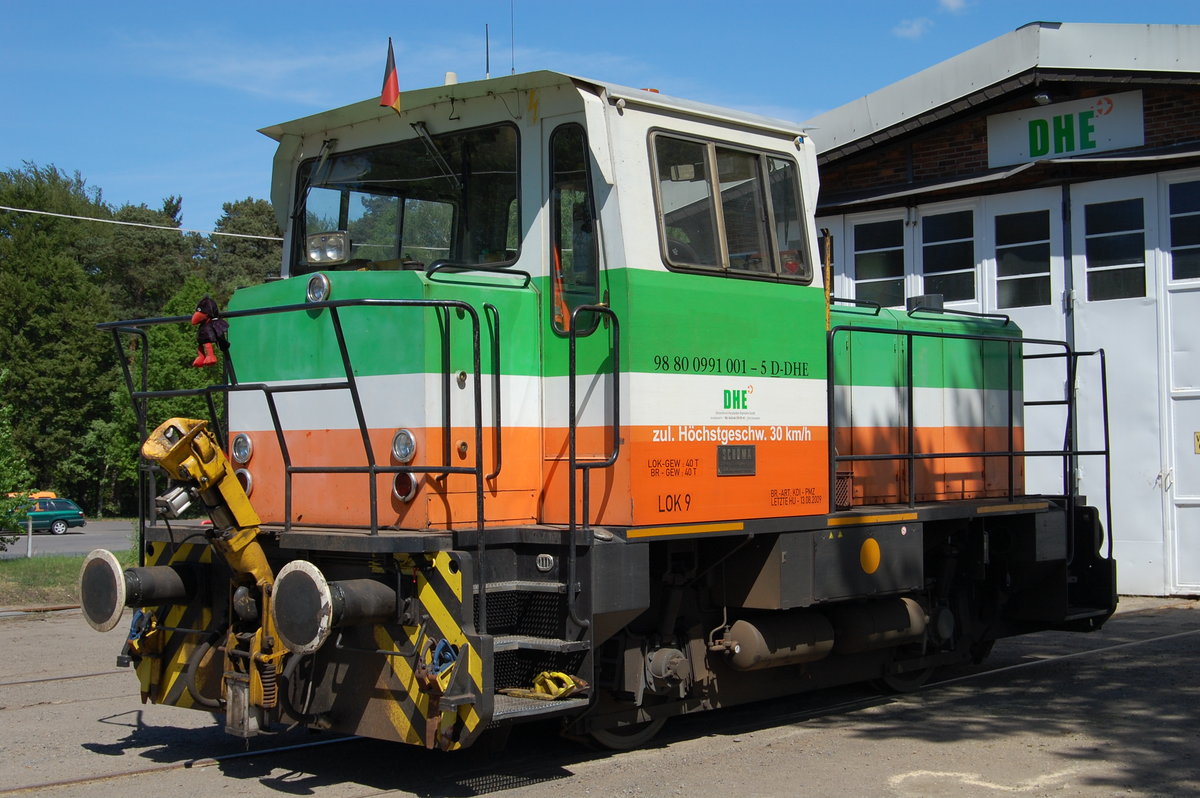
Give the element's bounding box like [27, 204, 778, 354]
[258, 70, 809, 141]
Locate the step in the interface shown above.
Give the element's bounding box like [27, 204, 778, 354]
[1063, 605, 1114, 621]
[493, 693, 590, 721]
[494, 634, 590, 653]
[475, 580, 567, 595]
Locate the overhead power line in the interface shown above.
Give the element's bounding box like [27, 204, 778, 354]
[0, 204, 284, 242]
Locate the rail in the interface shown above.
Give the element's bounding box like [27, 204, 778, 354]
[99, 298, 495, 625]
[566, 304, 621, 629]
[826, 323, 1113, 562]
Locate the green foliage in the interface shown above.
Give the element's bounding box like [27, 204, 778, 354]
[0, 396, 34, 550]
[0, 163, 281, 518]
[95, 199, 193, 320]
[147, 272, 224, 423]
[195, 197, 281, 301]
[0, 166, 120, 509]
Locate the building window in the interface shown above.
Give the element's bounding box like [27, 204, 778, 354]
[853, 218, 904, 307]
[921, 210, 975, 301]
[1169, 181, 1200, 281]
[995, 210, 1052, 308]
[1084, 198, 1145, 300]
[652, 133, 811, 281]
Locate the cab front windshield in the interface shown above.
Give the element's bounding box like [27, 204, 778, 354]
[293, 123, 519, 274]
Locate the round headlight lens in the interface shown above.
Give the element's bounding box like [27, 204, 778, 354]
[392, 472, 418, 502]
[325, 237, 345, 261]
[392, 429, 417, 463]
[231, 433, 253, 464]
[306, 273, 331, 303]
[234, 468, 254, 497]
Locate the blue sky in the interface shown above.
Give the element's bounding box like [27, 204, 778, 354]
[4, 1, 1198, 232]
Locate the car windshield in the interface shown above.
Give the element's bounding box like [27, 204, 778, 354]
[292, 123, 520, 273]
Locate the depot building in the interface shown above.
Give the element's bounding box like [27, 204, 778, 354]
[807, 22, 1200, 595]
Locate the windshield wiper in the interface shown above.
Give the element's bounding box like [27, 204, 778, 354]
[291, 138, 338, 223]
[410, 122, 461, 190]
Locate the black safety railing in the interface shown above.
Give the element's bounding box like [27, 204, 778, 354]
[827, 321, 1113, 562]
[566, 304, 621, 629]
[99, 299, 499, 604]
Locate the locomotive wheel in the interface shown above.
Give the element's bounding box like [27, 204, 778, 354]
[970, 640, 996, 664]
[589, 716, 667, 750]
[874, 666, 934, 694]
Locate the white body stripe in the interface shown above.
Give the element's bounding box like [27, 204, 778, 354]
[833, 385, 1024, 429]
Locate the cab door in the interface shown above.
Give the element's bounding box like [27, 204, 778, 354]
[539, 115, 613, 523]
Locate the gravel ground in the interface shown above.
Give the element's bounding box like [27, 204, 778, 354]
[0, 596, 1196, 797]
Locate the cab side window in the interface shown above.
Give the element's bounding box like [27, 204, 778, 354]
[550, 123, 600, 333]
[652, 133, 812, 282]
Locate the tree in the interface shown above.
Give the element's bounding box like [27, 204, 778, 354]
[93, 198, 192, 321]
[0, 166, 120, 508]
[196, 197, 281, 301]
[0, 389, 34, 550]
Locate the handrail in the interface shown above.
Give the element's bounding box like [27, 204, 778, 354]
[483, 303, 503, 481]
[566, 304, 621, 630]
[906, 305, 1012, 326]
[826, 323, 1112, 563]
[100, 297, 488, 544]
[426, 261, 534, 288]
[828, 295, 882, 314]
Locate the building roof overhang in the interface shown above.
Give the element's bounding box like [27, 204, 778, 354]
[806, 22, 1200, 164]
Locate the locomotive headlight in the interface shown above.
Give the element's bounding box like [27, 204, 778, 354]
[391, 429, 417, 463]
[392, 472, 418, 502]
[305, 231, 349, 266]
[234, 468, 254, 497]
[306, 273, 332, 303]
[231, 433, 253, 464]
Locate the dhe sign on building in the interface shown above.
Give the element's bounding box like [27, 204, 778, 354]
[987, 90, 1145, 167]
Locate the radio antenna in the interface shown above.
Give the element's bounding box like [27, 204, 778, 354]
[510, 0, 516, 74]
[485, 23, 491, 79]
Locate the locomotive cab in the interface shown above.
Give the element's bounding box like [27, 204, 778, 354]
[82, 70, 1117, 753]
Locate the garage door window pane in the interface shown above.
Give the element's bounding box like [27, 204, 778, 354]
[854, 219, 904, 306]
[995, 210, 1051, 308]
[921, 210, 974, 302]
[1085, 198, 1145, 300]
[1170, 181, 1200, 281]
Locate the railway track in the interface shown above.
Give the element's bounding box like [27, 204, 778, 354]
[2, 625, 1196, 796]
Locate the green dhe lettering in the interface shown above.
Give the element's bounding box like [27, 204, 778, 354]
[1053, 114, 1075, 154]
[1029, 119, 1050, 157]
[1079, 110, 1097, 150]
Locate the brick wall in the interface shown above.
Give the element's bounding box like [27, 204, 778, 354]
[818, 83, 1200, 208]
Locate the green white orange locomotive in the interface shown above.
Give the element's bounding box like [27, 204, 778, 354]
[80, 70, 1116, 751]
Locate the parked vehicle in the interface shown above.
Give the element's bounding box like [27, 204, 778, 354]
[23, 497, 87, 535]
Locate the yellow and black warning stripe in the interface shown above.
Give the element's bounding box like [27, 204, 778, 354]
[371, 551, 486, 750]
[134, 541, 216, 708]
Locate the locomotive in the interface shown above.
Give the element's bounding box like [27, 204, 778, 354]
[79, 70, 1117, 751]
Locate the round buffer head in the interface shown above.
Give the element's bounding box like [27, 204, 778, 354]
[271, 560, 335, 656]
[79, 549, 127, 633]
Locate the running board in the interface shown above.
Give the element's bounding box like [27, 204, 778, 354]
[494, 634, 590, 653]
[493, 693, 590, 722]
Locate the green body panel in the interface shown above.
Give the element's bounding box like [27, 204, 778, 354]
[225, 267, 833, 386]
[545, 267, 830, 381]
[830, 305, 1024, 393]
[222, 269, 1020, 402]
[225, 270, 543, 382]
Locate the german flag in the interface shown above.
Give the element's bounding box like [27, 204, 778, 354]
[380, 38, 401, 115]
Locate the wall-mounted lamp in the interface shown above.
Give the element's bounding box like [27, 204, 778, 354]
[1033, 92, 1052, 106]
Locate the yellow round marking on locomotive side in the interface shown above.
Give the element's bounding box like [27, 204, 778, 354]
[860, 537, 881, 575]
